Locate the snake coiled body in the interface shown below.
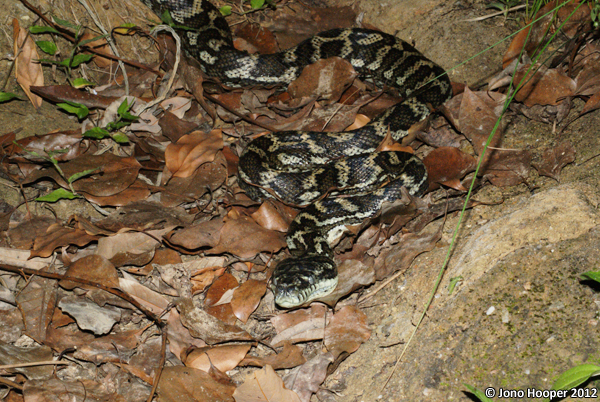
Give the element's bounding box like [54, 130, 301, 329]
[143, 0, 452, 307]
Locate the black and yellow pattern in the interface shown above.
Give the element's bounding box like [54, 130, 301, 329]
[142, 0, 452, 308]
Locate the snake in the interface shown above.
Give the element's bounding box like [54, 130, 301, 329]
[142, 0, 452, 308]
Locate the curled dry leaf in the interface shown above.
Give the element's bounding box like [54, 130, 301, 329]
[157, 366, 235, 402]
[165, 130, 224, 178]
[514, 65, 576, 106]
[250, 200, 297, 232]
[284, 353, 334, 402]
[22, 153, 142, 198]
[533, 141, 576, 181]
[324, 306, 371, 358]
[96, 227, 174, 267]
[207, 215, 287, 259]
[183, 344, 251, 373]
[12, 19, 43, 109]
[288, 57, 357, 102]
[16, 276, 56, 343]
[422, 146, 477, 191]
[177, 298, 252, 345]
[482, 149, 532, 187]
[240, 342, 306, 369]
[60, 254, 119, 290]
[270, 304, 330, 347]
[167, 309, 207, 360]
[456, 88, 505, 156]
[318, 259, 375, 307]
[118, 273, 170, 316]
[233, 365, 302, 402]
[230, 279, 268, 323]
[30, 224, 98, 259]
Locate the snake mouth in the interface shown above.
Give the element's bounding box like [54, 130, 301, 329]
[271, 256, 338, 308]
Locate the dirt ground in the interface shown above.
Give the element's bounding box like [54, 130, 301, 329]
[1, 0, 600, 401]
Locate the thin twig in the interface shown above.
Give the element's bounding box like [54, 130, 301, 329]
[463, 4, 527, 22]
[77, 0, 129, 95]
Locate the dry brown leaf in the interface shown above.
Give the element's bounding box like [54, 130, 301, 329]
[283, 353, 334, 402]
[270, 304, 330, 346]
[167, 309, 207, 360]
[456, 88, 505, 155]
[324, 306, 371, 358]
[60, 254, 119, 290]
[288, 57, 357, 102]
[30, 224, 98, 258]
[96, 227, 173, 267]
[208, 215, 287, 259]
[233, 365, 302, 402]
[422, 146, 477, 191]
[22, 153, 142, 197]
[165, 130, 224, 178]
[118, 274, 170, 316]
[177, 298, 252, 345]
[205, 272, 238, 307]
[533, 141, 576, 181]
[80, 29, 113, 68]
[240, 341, 306, 369]
[514, 65, 576, 106]
[482, 149, 532, 187]
[250, 200, 296, 232]
[157, 366, 235, 402]
[24, 378, 123, 401]
[16, 276, 56, 343]
[184, 344, 251, 372]
[235, 22, 280, 54]
[230, 279, 267, 323]
[318, 259, 375, 307]
[12, 19, 43, 109]
[581, 90, 600, 116]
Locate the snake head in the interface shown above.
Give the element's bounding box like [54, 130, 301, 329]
[271, 255, 338, 308]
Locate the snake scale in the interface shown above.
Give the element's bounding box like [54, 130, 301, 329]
[142, 0, 452, 307]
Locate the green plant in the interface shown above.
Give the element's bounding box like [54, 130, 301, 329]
[82, 98, 138, 144]
[30, 16, 104, 85]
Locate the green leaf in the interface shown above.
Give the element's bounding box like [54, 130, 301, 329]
[117, 99, 138, 121]
[72, 78, 95, 88]
[250, 0, 265, 9]
[35, 40, 57, 55]
[106, 121, 130, 131]
[114, 23, 137, 35]
[111, 132, 130, 144]
[36, 188, 79, 202]
[219, 5, 232, 16]
[29, 25, 60, 34]
[581, 271, 600, 283]
[551, 364, 600, 391]
[463, 384, 495, 402]
[68, 168, 99, 184]
[76, 34, 108, 48]
[161, 9, 174, 25]
[60, 53, 94, 68]
[83, 127, 111, 139]
[448, 276, 463, 295]
[52, 16, 80, 30]
[0, 92, 19, 103]
[57, 101, 89, 119]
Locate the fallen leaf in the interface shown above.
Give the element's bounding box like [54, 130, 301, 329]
[283, 353, 334, 402]
[184, 344, 251, 373]
[514, 65, 576, 106]
[240, 342, 306, 369]
[165, 129, 224, 179]
[230, 279, 268, 323]
[157, 366, 235, 402]
[270, 304, 330, 346]
[60, 254, 119, 290]
[533, 141, 576, 181]
[12, 19, 43, 109]
[233, 365, 301, 402]
[324, 306, 371, 358]
[422, 147, 477, 190]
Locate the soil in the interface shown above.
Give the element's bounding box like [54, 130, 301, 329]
[1, 0, 599, 401]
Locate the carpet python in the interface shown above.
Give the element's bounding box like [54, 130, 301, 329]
[142, 0, 452, 307]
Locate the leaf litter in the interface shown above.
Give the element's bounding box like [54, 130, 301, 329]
[0, 0, 597, 401]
